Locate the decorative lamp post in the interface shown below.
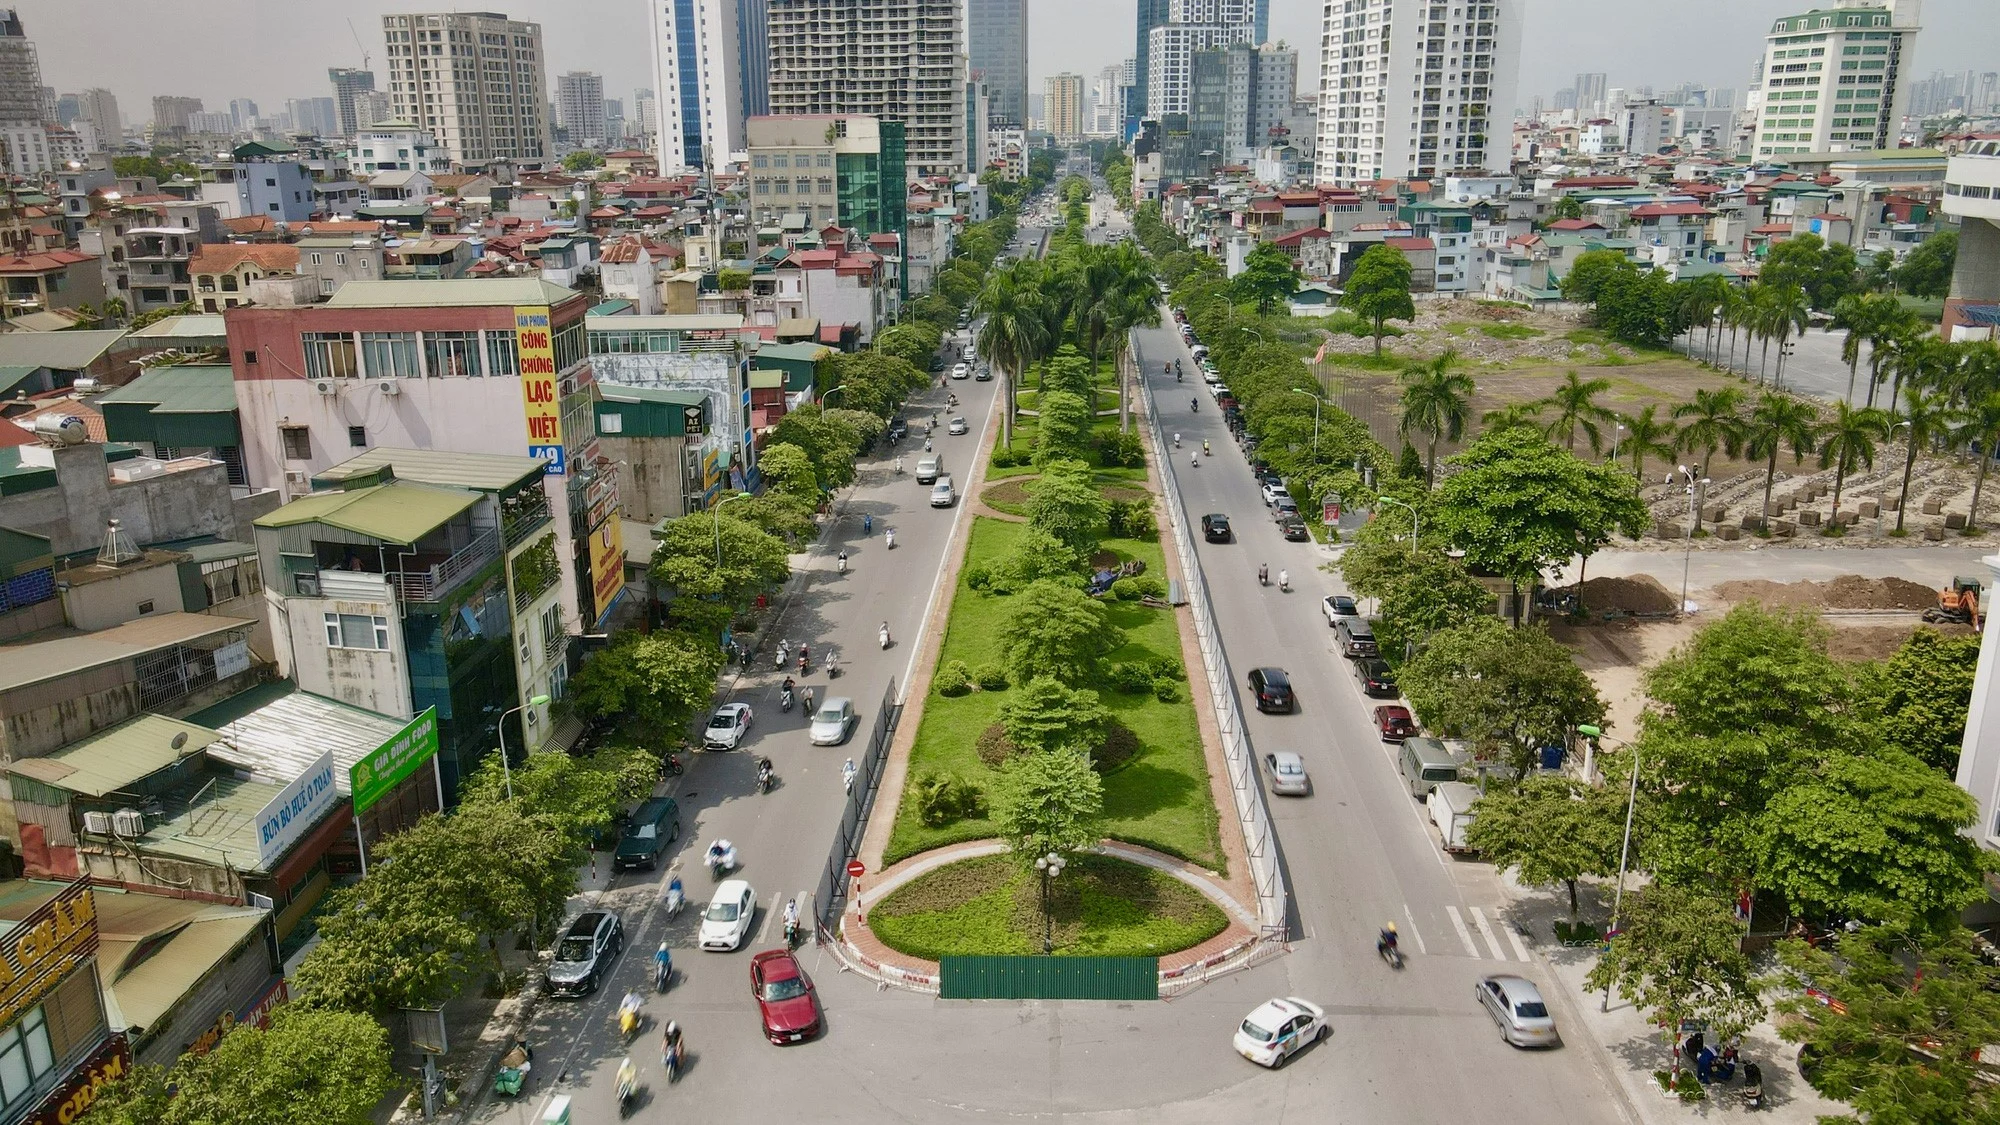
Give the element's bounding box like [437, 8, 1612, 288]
[1578, 723, 1639, 1013]
[1034, 852, 1067, 954]
[1376, 494, 1419, 557]
[712, 490, 754, 568]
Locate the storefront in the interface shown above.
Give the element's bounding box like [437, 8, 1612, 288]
[0, 880, 116, 1125]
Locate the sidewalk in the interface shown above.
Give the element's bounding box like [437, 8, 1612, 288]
[1495, 873, 1846, 1124]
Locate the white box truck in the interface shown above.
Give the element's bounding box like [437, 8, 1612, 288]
[1429, 781, 1480, 854]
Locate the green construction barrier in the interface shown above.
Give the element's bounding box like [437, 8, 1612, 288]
[938, 955, 1159, 1000]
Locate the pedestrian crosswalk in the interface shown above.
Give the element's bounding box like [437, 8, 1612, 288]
[1437, 905, 1535, 963]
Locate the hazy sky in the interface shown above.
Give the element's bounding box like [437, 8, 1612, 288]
[18, 0, 1996, 123]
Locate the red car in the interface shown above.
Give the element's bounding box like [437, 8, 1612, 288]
[1374, 705, 1417, 742]
[750, 949, 823, 1044]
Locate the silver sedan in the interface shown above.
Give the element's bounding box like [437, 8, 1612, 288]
[1476, 976, 1560, 1047]
[1262, 751, 1311, 796]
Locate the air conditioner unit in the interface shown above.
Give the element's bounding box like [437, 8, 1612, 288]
[285, 470, 310, 493]
[378, 378, 401, 396]
[111, 807, 146, 837]
[313, 378, 339, 396]
[82, 810, 111, 835]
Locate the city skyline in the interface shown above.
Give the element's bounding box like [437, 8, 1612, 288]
[11, 0, 1995, 127]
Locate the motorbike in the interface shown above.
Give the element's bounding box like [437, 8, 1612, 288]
[660, 753, 684, 778]
[706, 844, 737, 881]
[879, 624, 892, 650]
[663, 881, 684, 920]
[781, 686, 795, 712]
[618, 994, 645, 1043]
[654, 943, 673, 992]
[1202, 440, 1210, 456]
[842, 759, 857, 794]
[827, 654, 840, 678]
[616, 1057, 639, 1117]
[662, 1039, 683, 1085]
[1278, 571, 1290, 593]
[1191, 397, 1199, 412]
[837, 552, 848, 574]
[1173, 433, 1182, 449]
[1740, 1062, 1763, 1109]
[885, 528, 897, 549]
[1191, 453, 1199, 468]
[493, 1041, 532, 1097]
[784, 905, 801, 948]
[775, 640, 789, 669]
[758, 762, 774, 794]
[1258, 566, 1269, 587]
[863, 513, 874, 536]
[1378, 937, 1404, 969]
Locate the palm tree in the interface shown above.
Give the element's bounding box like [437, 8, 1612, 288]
[100, 296, 127, 325]
[975, 266, 1050, 451]
[1538, 370, 1615, 454]
[1858, 305, 1918, 407]
[1618, 405, 1678, 483]
[1481, 401, 1543, 433]
[1675, 276, 1728, 362]
[1831, 293, 1888, 403]
[1398, 348, 1476, 487]
[1889, 384, 1960, 534]
[1672, 386, 1745, 533]
[1815, 401, 1892, 521]
[1954, 389, 2000, 532]
[1742, 393, 1819, 532]
[1764, 284, 1811, 388]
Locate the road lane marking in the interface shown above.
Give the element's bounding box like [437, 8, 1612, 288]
[1504, 918, 1533, 962]
[1402, 904, 1428, 955]
[1445, 906, 1480, 959]
[1470, 907, 1507, 960]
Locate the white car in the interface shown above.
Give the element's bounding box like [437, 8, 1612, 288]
[703, 702, 753, 750]
[1234, 997, 1329, 1068]
[951, 362, 970, 380]
[809, 696, 857, 745]
[948, 416, 969, 435]
[1476, 976, 1560, 1047]
[1260, 481, 1291, 507]
[1262, 752, 1310, 796]
[699, 880, 757, 951]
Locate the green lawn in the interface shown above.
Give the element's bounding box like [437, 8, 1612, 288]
[869, 853, 1228, 960]
[885, 517, 1223, 871]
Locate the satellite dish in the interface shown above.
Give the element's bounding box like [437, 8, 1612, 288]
[170, 732, 188, 751]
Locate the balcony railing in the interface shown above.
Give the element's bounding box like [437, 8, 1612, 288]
[385, 528, 500, 603]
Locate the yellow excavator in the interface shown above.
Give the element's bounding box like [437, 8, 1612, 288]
[1923, 576, 1983, 631]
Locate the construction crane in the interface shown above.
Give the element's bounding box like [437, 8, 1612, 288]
[347, 18, 371, 71]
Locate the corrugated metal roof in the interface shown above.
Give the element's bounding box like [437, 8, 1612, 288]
[126, 773, 282, 871]
[208, 688, 407, 792]
[754, 342, 831, 362]
[312, 447, 546, 493]
[323, 278, 578, 308]
[8, 714, 225, 797]
[0, 329, 127, 370]
[94, 364, 237, 414]
[125, 314, 228, 339]
[0, 612, 254, 692]
[598, 385, 706, 406]
[253, 482, 480, 543]
[584, 313, 746, 331]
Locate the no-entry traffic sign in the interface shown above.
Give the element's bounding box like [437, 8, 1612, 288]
[846, 860, 866, 879]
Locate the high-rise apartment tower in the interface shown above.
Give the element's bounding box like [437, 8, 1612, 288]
[381, 11, 549, 166]
[766, 0, 965, 177]
[968, 0, 1028, 126]
[1749, 0, 1920, 158]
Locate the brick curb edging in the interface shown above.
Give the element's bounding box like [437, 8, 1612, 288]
[824, 837, 1269, 995]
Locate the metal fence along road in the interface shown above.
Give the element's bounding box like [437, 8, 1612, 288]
[812, 675, 900, 932]
[1137, 331, 1291, 939]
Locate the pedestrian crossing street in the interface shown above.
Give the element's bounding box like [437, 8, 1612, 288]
[1419, 905, 1536, 963]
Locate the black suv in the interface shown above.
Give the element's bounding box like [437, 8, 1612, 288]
[887, 416, 909, 442]
[1248, 667, 1295, 713]
[1355, 657, 1398, 698]
[545, 910, 624, 996]
[1201, 513, 1232, 542]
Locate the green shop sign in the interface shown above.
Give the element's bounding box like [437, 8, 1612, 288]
[350, 708, 439, 816]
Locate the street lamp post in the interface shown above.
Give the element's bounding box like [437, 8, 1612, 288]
[1034, 852, 1067, 954]
[1609, 422, 1628, 467]
[1579, 723, 1640, 1013]
[497, 694, 554, 801]
[1291, 387, 1326, 460]
[820, 385, 848, 409]
[1669, 466, 1709, 614]
[1376, 494, 1419, 557]
[712, 490, 754, 568]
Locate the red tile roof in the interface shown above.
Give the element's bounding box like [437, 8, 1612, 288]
[598, 239, 647, 264]
[818, 325, 843, 344]
[190, 244, 300, 274]
[0, 250, 95, 274]
[0, 418, 33, 448]
[1752, 223, 1795, 235]
[1271, 227, 1330, 247]
[1548, 218, 1606, 231]
[588, 206, 624, 219]
[1385, 236, 1435, 252]
[1249, 199, 1283, 213]
[1628, 202, 1709, 218]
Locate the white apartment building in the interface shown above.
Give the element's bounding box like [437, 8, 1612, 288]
[1147, 0, 1258, 120]
[766, 0, 966, 177]
[554, 71, 605, 147]
[1749, 0, 1921, 159]
[1314, 0, 1523, 186]
[1045, 74, 1084, 139]
[649, 0, 744, 174]
[352, 119, 453, 174]
[380, 11, 549, 168]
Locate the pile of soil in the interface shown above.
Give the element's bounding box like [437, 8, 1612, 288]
[1578, 574, 1679, 614]
[1713, 576, 1939, 611]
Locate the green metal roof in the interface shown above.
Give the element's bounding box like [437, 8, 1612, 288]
[598, 385, 706, 407]
[0, 448, 56, 496]
[311, 447, 547, 494]
[755, 342, 832, 362]
[324, 278, 580, 309]
[0, 526, 52, 579]
[125, 314, 228, 340]
[7, 715, 224, 797]
[0, 329, 127, 371]
[591, 299, 635, 317]
[95, 364, 236, 413]
[254, 482, 480, 544]
[0, 366, 38, 396]
[128, 772, 286, 872]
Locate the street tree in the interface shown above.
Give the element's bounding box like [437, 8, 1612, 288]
[561, 150, 603, 172]
[651, 513, 791, 633]
[1558, 248, 1633, 305]
[1341, 244, 1416, 356]
[1398, 348, 1475, 487]
[564, 630, 726, 742]
[1858, 627, 1981, 775]
[823, 351, 925, 420]
[1893, 229, 1957, 299]
[767, 405, 864, 489]
[1465, 775, 1625, 919]
[1537, 370, 1616, 454]
[1549, 194, 1585, 221]
[1775, 922, 2000, 1125]
[997, 526, 1086, 591]
[1595, 266, 1679, 349]
[874, 321, 943, 372]
[1427, 426, 1650, 619]
[1398, 618, 1608, 775]
[1890, 384, 1960, 534]
[1232, 242, 1303, 314]
[458, 743, 653, 854]
[755, 442, 820, 499]
[84, 1008, 400, 1125]
[1741, 393, 1819, 532]
[292, 857, 482, 1013]
[977, 265, 1052, 448]
[1025, 460, 1110, 552]
[1616, 404, 1677, 483]
[1647, 603, 1846, 742]
[1000, 676, 1110, 757]
[1758, 748, 1988, 928]
[992, 746, 1104, 865]
[1584, 882, 1764, 1069]
[1370, 550, 1498, 666]
[1815, 401, 1892, 519]
[1035, 390, 1095, 464]
[1003, 579, 1126, 683]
